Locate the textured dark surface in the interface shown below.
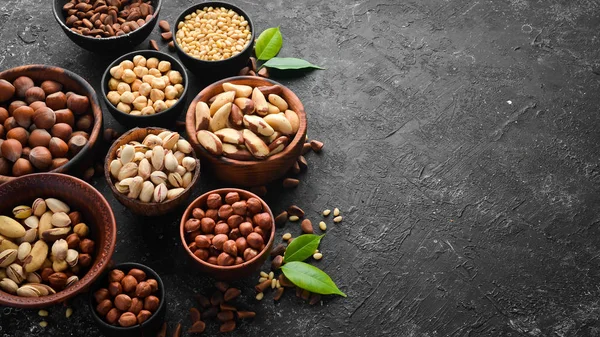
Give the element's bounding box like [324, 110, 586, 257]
[1, 0, 600, 336]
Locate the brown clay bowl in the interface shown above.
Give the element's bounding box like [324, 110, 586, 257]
[104, 127, 201, 216]
[179, 188, 275, 280]
[0, 173, 117, 308]
[184, 76, 307, 187]
[0, 65, 103, 184]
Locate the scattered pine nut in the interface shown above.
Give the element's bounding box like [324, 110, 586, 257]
[271, 279, 277, 289]
[276, 280, 281, 288]
[259, 277, 268, 283]
[333, 208, 340, 216]
[39, 321, 48, 328]
[282, 233, 292, 241]
[38, 310, 48, 317]
[260, 271, 269, 278]
[256, 292, 264, 300]
[268, 271, 274, 280]
[319, 221, 327, 231]
[334, 216, 343, 223]
[65, 307, 73, 318]
[289, 215, 300, 222]
[323, 209, 331, 216]
[313, 252, 323, 260]
[314, 249, 319, 253]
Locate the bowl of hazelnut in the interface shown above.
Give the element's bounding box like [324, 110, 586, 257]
[180, 188, 275, 280]
[101, 50, 189, 128]
[0, 173, 117, 308]
[0, 65, 103, 184]
[88, 262, 165, 337]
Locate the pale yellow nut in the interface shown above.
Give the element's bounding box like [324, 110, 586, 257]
[38, 310, 48, 317]
[116, 102, 131, 114]
[168, 71, 183, 85]
[255, 292, 264, 300]
[174, 84, 184, 97]
[150, 88, 165, 102]
[109, 65, 123, 79]
[151, 77, 166, 90]
[120, 60, 134, 70]
[133, 55, 147, 67]
[121, 69, 137, 84]
[323, 209, 331, 216]
[146, 57, 159, 69]
[153, 100, 168, 113]
[333, 216, 343, 223]
[131, 79, 143, 92]
[107, 91, 120, 105]
[133, 66, 149, 78]
[39, 321, 48, 328]
[165, 99, 178, 108]
[132, 96, 148, 110]
[120, 91, 134, 104]
[141, 106, 155, 115]
[313, 252, 323, 260]
[288, 215, 299, 222]
[108, 78, 119, 91]
[148, 68, 162, 77]
[319, 221, 327, 231]
[139, 82, 152, 97]
[333, 208, 340, 216]
[65, 307, 73, 318]
[164, 86, 178, 100]
[158, 61, 171, 73]
[282, 233, 292, 241]
[116, 82, 131, 94]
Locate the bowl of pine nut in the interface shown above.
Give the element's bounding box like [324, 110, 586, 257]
[172, 2, 255, 80]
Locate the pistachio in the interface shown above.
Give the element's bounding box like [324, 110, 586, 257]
[176, 139, 192, 154]
[157, 131, 171, 140]
[138, 158, 151, 180]
[0, 215, 26, 238]
[29, 283, 56, 296]
[118, 162, 138, 181]
[154, 183, 168, 203]
[31, 198, 47, 217]
[0, 278, 18, 294]
[66, 249, 79, 267]
[167, 188, 184, 200]
[17, 242, 31, 262]
[0, 249, 17, 268]
[12, 205, 32, 219]
[175, 164, 186, 176]
[168, 172, 183, 188]
[182, 157, 196, 172]
[51, 212, 72, 227]
[18, 228, 37, 244]
[142, 134, 163, 147]
[66, 275, 79, 288]
[164, 151, 178, 172]
[7, 263, 26, 284]
[45, 198, 70, 213]
[182, 172, 193, 188]
[109, 159, 122, 179]
[41, 227, 71, 242]
[24, 215, 39, 229]
[151, 145, 164, 170]
[23, 240, 48, 272]
[115, 181, 129, 194]
[127, 176, 144, 199]
[27, 271, 42, 283]
[38, 212, 53, 240]
[162, 132, 179, 150]
[139, 181, 154, 203]
[51, 239, 68, 261]
[53, 259, 68, 272]
[16, 284, 40, 297]
[150, 171, 168, 185]
[120, 144, 135, 164]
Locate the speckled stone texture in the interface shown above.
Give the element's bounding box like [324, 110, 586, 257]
[2, 0, 600, 336]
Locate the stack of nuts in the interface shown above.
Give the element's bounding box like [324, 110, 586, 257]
[0, 198, 94, 297]
[194, 83, 300, 160]
[0, 76, 92, 177]
[184, 191, 272, 266]
[175, 6, 252, 61]
[109, 131, 197, 202]
[62, 0, 155, 38]
[106, 55, 184, 115]
[94, 268, 160, 327]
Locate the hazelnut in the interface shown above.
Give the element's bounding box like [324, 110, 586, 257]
[54, 109, 75, 127]
[96, 299, 113, 317]
[253, 212, 273, 231]
[114, 294, 132, 311]
[229, 228, 241, 240]
[68, 135, 87, 156]
[33, 107, 56, 129]
[50, 157, 68, 170]
[144, 295, 160, 312]
[222, 240, 237, 257]
[67, 93, 89, 115]
[47, 137, 68, 159]
[28, 129, 51, 147]
[224, 192, 240, 204]
[0, 107, 8, 124]
[254, 226, 266, 240]
[12, 158, 32, 176]
[235, 237, 248, 253]
[6, 127, 28, 146]
[137, 310, 152, 324]
[135, 281, 152, 297]
[29, 101, 46, 111]
[218, 204, 234, 219]
[0, 158, 11, 176]
[48, 272, 68, 289]
[121, 275, 138, 293]
[129, 297, 143, 315]
[238, 222, 253, 237]
[78, 253, 92, 267]
[25, 86, 45, 104]
[184, 218, 201, 233]
[8, 100, 27, 114]
[246, 197, 262, 214]
[207, 256, 218, 265]
[12, 106, 34, 128]
[71, 131, 89, 139]
[235, 256, 244, 265]
[209, 245, 220, 256]
[194, 235, 211, 248]
[192, 207, 205, 219]
[231, 201, 247, 215]
[51, 123, 72, 141]
[108, 281, 123, 297]
[246, 232, 264, 249]
[0, 79, 15, 102]
[200, 217, 216, 233]
[40, 267, 54, 282]
[212, 234, 228, 250]
[243, 247, 258, 261]
[94, 288, 110, 303]
[214, 222, 230, 235]
[65, 233, 80, 249]
[73, 223, 89, 237]
[217, 252, 235, 266]
[40, 80, 63, 95]
[128, 268, 146, 282]
[13, 76, 34, 98]
[118, 312, 137, 327]
[206, 193, 222, 209]
[194, 248, 209, 261]
[227, 215, 243, 229]
[76, 114, 94, 132]
[109, 269, 126, 283]
[21, 146, 30, 159]
[205, 209, 218, 221]
[68, 211, 82, 225]
[4, 116, 17, 132]
[46, 91, 67, 110]
[29, 146, 52, 170]
[79, 238, 95, 254]
[105, 308, 121, 325]
[146, 279, 158, 293]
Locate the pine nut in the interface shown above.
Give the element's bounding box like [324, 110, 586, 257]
[259, 277, 267, 283]
[38, 310, 49, 317]
[282, 233, 292, 241]
[289, 215, 299, 222]
[39, 321, 48, 328]
[65, 307, 73, 318]
[276, 280, 281, 288]
[313, 252, 323, 260]
[319, 221, 327, 231]
[323, 209, 331, 216]
[268, 271, 274, 280]
[271, 279, 277, 289]
[255, 292, 264, 300]
[333, 208, 340, 216]
[334, 216, 343, 223]
[260, 271, 268, 278]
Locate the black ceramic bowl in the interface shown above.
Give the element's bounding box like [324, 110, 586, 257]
[52, 0, 162, 54]
[101, 50, 189, 128]
[172, 2, 255, 80]
[89, 263, 166, 337]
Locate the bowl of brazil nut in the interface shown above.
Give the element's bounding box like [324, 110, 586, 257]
[52, 0, 162, 54]
[180, 188, 275, 280]
[0, 173, 117, 308]
[101, 50, 189, 128]
[184, 76, 307, 187]
[105, 127, 200, 216]
[172, 2, 255, 79]
[0, 65, 103, 184]
[89, 262, 166, 337]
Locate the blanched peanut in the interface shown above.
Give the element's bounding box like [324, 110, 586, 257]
[133, 55, 147, 67]
[132, 96, 148, 110]
[168, 71, 183, 85]
[153, 100, 168, 113]
[146, 58, 159, 69]
[139, 83, 152, 97]
[117, 102, 131, 113]
[164, 86, 178, 100]
[117, 82, 131, 94]
[148, 68, 161, 77]
[107, 91, 120, 105]
[120, 60, 134, 70]
[108, 78, 119, 90]
[120, 91, 134, 104]
[121, 69, 137, 84]
[158, 61, 171, 73]
[151, 78, 166, 90]
[150, 89, 165, 102]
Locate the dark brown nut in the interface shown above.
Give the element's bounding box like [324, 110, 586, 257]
[28, 129, 51, 147]
[229, 228, 241, 240]
[79, 238, 95, 254]
[146, 278, 158, 293]
[226, 214, 243, 228]
[207, 256, 217, 265]
[279, 274, 294, 287]
[137, 309, 152, 324]
[275, 211, 288, 227]
[291, 160, 301, 174]
[114, 294, 132, 311]
[255, 279, 272, 293]
[108, 281, 122, 297]
[217, 252, 235, 266]
[67, 93, 89, 115]
[214, 281, 229, 293]
[12, 106, 34, 128]
[220, 320, 236, 333]
[78, 253, 92, 267]
[222, 240, 237, 257]
[301, 219, 314, 234]
[194, 248, 209, 261]
[157, 322, 167, 337]
[205, 209, 218, 221]
[310, 140, 324, 152]
[94, 288, 110, 303]
[237, 311, 256, 319]
[68, 211, 82, 226]
[210, 290, 224, 306]
[224, 192, 240, 205]
[76, 114, 93, 132]
[214, 222, 230, 235]
[118, 312, 137, 327]
[257, 85, 283, 96]
[65, 233, 80, 249]
[48, 272, 68, 289]
[189, 320, 206, 333]
[195, 294, 211, 308]
[200, 217, 216, 233]
[8, 100, 27, 114]
[246, 197, 262, 214]
[223, 287, 241, 302]
[149, 39, 159, 50]
[238, 222, 253, 237]
[109, 269, 125, 283]
[41, 80, 63, 95]
[158, 20, 170, 32]
[47, 137, 68, 158]
[302, 142, 312, 154]
[251, 186, 267, 197]
[217, 310, 234, 322]
[271, 255, 283, 270]
[231, 200, 247, 215]
[1, 138, 22, 162]
[254, 226, 266, 242]
[246, 232, 264, 249]
[96, 299, 113, 316]
[309, 293, 321, 305]
[287, 205, 305, 217]
[121, 275, 138, 293]
[206, 193, 222, 209]
[209, 245, 220, 256]
[50, 123, 72, 141]
[28, 146, 52, 170]
[0, 79, 15, 102]
[194, 235, 211, 248]
[12, 158, 33, 176]
[128, 268, 146, 282]
[192, 207, 205, 219]
[105, 308, 121, 325]
[273, 287, 285, 301]
[212, 234, 228, 250]
[54, 109, 75, 127]
[297, 155, 308, 170]
[184, 218, 201, 233]
[45, 92, 67, 111]
[25, 86, 45, 104]
[243, 247, 258, 261]
[144, 295, 160, 312]
[253, 212, 273, 231]
[6, 126, 28, 146]
[301, 289, 311, 301]
[135, 281, 152, 297]
[188, 307, 201, 324]
[218, 204, 233, 219]
[283, 178, 300, 189]
[68, 134, 87, 155]
[129, 297, 143, 315]
[235, 237, 248, 253]
[4, 117, 17, 133]
[270, 243, 286, 258]
[0, 157, 9, 175]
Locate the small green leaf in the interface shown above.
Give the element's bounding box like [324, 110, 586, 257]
[255, 27, 283, 60]
[262, 57, 325, 70]
[284, 234, 324, 263]
[281, 261, 346, 297]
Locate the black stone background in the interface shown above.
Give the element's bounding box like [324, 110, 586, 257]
[1, 0, 600, 336]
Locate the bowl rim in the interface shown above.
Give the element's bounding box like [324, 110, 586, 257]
[0, 173, 117, 308]
[171, 1, 255, 64]
[184, 76, 307, 164]
[88, 262, 166, 331]
[100, 49, 190, 121]
[179, 188, 276, 271]
[0, 65, 103, 183]
[52, 0, 163, 41]
[104, 127, 201, 208]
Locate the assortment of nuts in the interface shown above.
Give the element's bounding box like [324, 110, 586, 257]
[184, 191, 272, 266]
[0, 76, 92, 177]
[194, 83, 300, 160]
[176, 6, 252, 61]
[109, 131, 197, 203]
[0, 198, 94, 297]
[93, 267, 160, 327]
[62, 0, 155, 38]
[106, 55, 184, 115]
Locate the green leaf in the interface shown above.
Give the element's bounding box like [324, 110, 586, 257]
[262, 57, 325, 70]
[255, 27, 283, 60]
[281, 261, 347, 297]
[284, 234, 324, 263]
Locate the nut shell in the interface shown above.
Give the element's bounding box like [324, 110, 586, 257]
[29, 146, 52, 170]
[33, 107, 56, 129]
[0, 79, 15, 102]
[48, 137, 68, 158]
[2, 139, 23, 162]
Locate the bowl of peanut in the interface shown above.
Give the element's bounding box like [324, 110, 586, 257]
[172, 2, 255, 79]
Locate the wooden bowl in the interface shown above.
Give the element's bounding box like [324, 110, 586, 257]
[0, 173, 117, 308]
[179, 188, 275, 280]
[0, 65, 103, 184]
[104, 127, 201, 216]
[184, 76, 307, 187]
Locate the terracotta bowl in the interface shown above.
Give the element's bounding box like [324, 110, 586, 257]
[0, 173, 117, 308]
[104, 127, 201, 216]
[184, 76, 307, 187]
[180, 188, 275, 280]
[0, 65, 103, 184]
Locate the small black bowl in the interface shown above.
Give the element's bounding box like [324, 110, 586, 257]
[52, 0, 162, 54]
[101, 50, 189, 128]
[88, 262, 166, 337]
[172, 1, 255, 80]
